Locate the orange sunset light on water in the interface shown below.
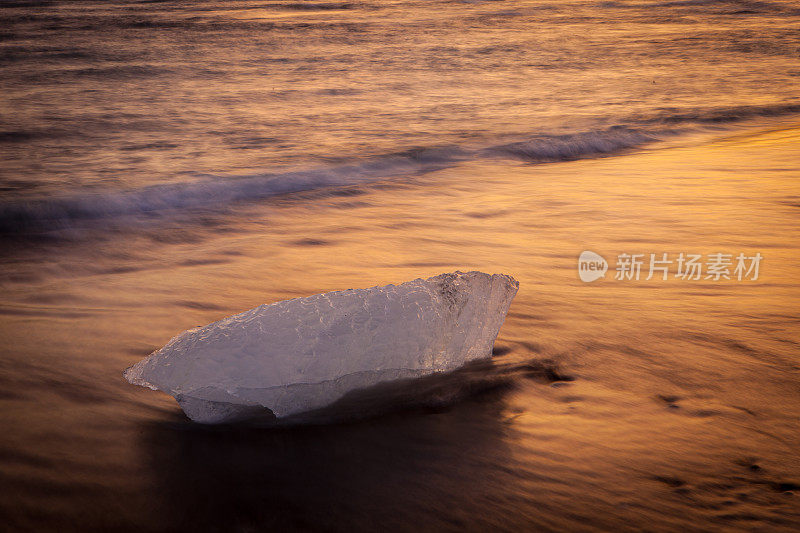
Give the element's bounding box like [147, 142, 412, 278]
[1, 0, 799, 531]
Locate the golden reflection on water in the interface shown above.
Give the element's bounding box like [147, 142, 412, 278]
[2, 0, 800, 528]
[0, 120, 798, 530]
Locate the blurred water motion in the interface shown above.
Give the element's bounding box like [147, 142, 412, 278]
[1, 1, 799, 531]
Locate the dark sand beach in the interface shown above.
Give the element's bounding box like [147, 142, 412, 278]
[1, 1, 799, 531]
[2, 120, 799, 531]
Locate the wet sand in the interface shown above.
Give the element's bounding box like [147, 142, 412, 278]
[1, 120, 799, 531]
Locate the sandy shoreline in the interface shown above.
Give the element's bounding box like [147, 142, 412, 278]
[1, 119, 799, 531]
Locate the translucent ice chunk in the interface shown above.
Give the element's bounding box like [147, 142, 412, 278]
[124, 271, 518, 423]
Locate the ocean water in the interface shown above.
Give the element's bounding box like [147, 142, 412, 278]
[1, 1, 799, 531]
[2, 0, 800, 232]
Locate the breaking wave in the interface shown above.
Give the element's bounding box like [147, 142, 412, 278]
[0, 127, 658, 233]
[488, 127, 659, 162]
[1, 104, 798, 235]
